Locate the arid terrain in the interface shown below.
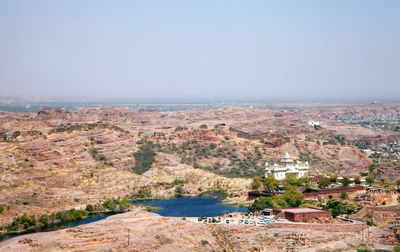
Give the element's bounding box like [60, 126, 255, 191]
[0, 208, 396, 252]
[0, 104, 399, 250]
[1, 104, 400, 221]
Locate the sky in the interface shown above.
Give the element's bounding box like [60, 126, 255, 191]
[0, 1, 399, 103]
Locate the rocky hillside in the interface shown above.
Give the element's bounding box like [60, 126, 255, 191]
[0, 105, 399, 223]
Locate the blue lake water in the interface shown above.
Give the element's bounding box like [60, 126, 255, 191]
[132, 197, 247, 217]
[0, 198, 247, 243]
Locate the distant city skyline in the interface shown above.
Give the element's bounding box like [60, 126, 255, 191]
[1, 1, 399, 102]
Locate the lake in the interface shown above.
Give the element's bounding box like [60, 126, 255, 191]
[132, 197, 247, 217]
[0, 198, 247, 243]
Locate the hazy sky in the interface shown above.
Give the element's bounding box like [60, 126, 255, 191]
[1, 1, 399, 102]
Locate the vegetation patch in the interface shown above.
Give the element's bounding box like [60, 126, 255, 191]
[133, 141, 156, 175]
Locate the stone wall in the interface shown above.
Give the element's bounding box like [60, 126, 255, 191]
[304, 186, 365, 200]
[269, 222, 366, 232]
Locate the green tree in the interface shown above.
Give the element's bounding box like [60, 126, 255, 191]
[251, 176, 262, 190]
[323, 199, 358, 218]
[318, 176, 331, 188]
[284, 173, 298, 188]
[354, 177, 361, 185]
[393, 243, 400, 252]
[103, 199, 116, 210]
[368, 164, 376, 172]
[173, 179, 186, 185]
[298, 173, 313, 190]
[175, 185, 183, 196]
[328, 174, 337, 183]
[263, 173, 279, 190]
[250, 196, 275, 211]
[366, 175, 375, 186]
[284, 186, 304, 207]
[340, 176, 351, 187]
[340, 192, 348, 200]
[85, 204, 94, 212]
[396, 178, 400, 187]
[39, 215, 49, 226]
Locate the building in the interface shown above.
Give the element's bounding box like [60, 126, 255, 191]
[272, 207, 331, 222]
[265, 152, 309, 180]
[308, 121, 320, 126]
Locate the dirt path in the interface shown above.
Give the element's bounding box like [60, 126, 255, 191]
[208, 224, 232, 252]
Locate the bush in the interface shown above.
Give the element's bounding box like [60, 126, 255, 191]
[175, 185, 183, 197]
[86, 204, 94, 212]
[39, 215, 49, 226]
[323, 199, 359, 218]
[103, 199, 116, 210]
[251, 176, 262, 190]
[368, 164, 376, 172]
[340, 176, 351, 187]
[357, 248, 371, 252]
[365, 175, 375, 186]
[318, 176, 331, 188]
[173, 179, 186, 185]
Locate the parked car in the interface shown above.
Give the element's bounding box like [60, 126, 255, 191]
[245, 220, 249, 224]
[277, 218, 284, 222]
[238, 220, 243, 224]
[226, 220, 229, 224]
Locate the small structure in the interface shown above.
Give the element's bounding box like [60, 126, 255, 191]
[261, 209, 273, 216]
[272, 207, 331, 222]
[265, 152, 309, 180]
[308, 121, 320, 126]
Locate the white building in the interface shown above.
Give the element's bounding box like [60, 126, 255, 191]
[308, 121, 320, 126]
[265, 152, 310, 180]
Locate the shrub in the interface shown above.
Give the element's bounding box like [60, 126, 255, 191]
[103, 199, 115, 210]
[175, 185, 183, 197]
[85, 204, 94, 212]
[340, 176, 351, 187]
[251, 176, 262, 190]
[357, 248, 371, 252]
[173, 179, 186, 185]
[368, 164, 376, 172]
[365, 175, 375, 186]
[323, 199, 359, 218]
[393, 243, 400, 252]
[318, 176, 331, 188]
[39, 215, 49, 226]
